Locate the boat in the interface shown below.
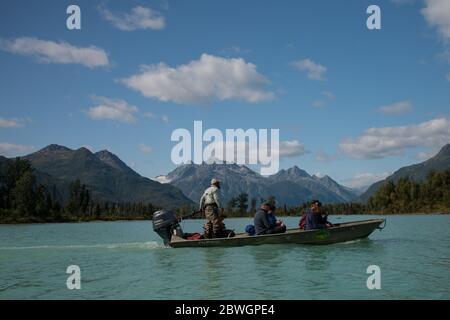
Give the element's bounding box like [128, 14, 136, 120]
[152, 210, 386, 248]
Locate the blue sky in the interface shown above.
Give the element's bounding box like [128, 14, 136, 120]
[0, 0, 449, 188]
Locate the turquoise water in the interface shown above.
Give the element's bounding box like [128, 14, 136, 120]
[0, 215, 449, 300]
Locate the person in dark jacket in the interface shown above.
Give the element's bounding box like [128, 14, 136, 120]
[254, 203, 286, 235]
[304, 200, 331, 230]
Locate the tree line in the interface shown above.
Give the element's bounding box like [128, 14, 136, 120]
[364, 170, 450, 214]
[223, 170, 450, 217]
[0, 158, 161, 223]
[1, 158, 448, 223]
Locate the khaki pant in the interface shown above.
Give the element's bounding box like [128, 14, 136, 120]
[204, 205, 222, 238]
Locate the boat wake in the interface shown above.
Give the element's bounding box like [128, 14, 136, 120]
[334, 238, 367, 245]
[0, 241, 166, 251]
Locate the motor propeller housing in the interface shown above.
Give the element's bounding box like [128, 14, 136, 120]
[152, 210, 182, 245]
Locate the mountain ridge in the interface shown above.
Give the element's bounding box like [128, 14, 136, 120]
[359, 144, 450, 202]
[156, 162, 358, 206]
[21, 145, 193, 208]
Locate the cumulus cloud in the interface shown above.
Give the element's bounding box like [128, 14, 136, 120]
[339, 117, 450, 159]
[0, 143, 34, 157]
[99, 5, 165, 31]
[139, 143, 153, 154]
[421, 0, 450, 40]
[87, 97, 139, 124]
[377, 100, 413, 115]
[345, 172, 392, 189]
[292, 58, 327, 81]
[121, 54, 274, 105]
[279, 140, 308, 158]
[0, 37, 109, 68]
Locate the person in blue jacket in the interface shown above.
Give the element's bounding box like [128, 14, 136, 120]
[304, 200, 332, 230]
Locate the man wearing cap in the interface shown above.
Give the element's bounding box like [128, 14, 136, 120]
[199, 179, 224, 238]
[254, 202, 286, 235]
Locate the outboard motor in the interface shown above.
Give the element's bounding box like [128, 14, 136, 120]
[152, 210, 184, 245]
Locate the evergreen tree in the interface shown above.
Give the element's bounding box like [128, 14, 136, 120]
[236, 193, 249, 214]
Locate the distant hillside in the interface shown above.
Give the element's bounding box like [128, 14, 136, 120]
[23, 144, 193, 208]
[360, 144, 450, 202]
[155, 163, 357, 206]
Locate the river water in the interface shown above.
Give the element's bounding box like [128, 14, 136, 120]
[0, 215, 449, 299]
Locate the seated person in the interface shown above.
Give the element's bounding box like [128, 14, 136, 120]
[304, 200, 332, 230]
[318, 205, 333, 228]
[254, 203, 287, 235]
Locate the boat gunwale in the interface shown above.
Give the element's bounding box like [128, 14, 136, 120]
[169, 218, 385, 246]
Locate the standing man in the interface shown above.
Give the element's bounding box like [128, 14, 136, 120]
[199, 179, 224, 238]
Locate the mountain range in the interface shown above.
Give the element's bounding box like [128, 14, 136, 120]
[155, 162, 359, 206]
[4, 143, 449, 209]
[20, 144, 193, 208]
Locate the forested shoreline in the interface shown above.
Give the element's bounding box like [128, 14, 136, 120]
[0, 158, 169, 224]
[1, 158, 449, 224]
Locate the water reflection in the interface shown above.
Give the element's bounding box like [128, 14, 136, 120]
[246, 245, 292, 298]
[200, 248, 229, 298]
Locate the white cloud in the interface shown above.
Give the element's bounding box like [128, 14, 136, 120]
[0, 117, 26, 128]
[0, 143, 34, 157]
[377, 100, 413, 115]
[345, 172, 392, 189]
[421, 0, 450, 40]
[339, 117, 450, 159]
[139, 143, 153, 154]
[87, 97, 139, 124]
[0, 37, 109, 68]
[279, 140, 308, 158]
[99, 5, 165, 31]
[292, 58, 327, 81]
[447, 74, 450, 81]
[121, 53, 274, 105]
